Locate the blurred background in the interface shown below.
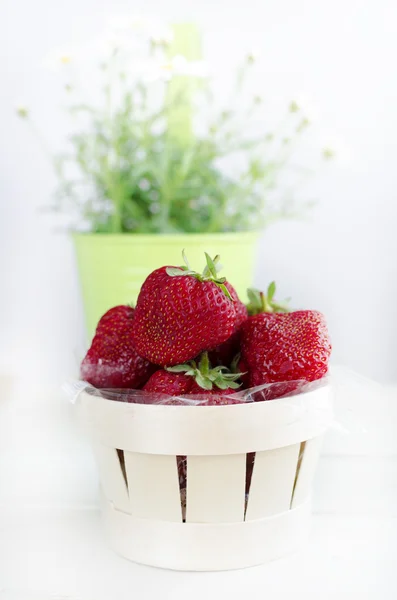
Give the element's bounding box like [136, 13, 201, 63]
[1, 0, 396, 388]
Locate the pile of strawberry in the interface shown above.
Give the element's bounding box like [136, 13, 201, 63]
[80, 252, 331, 403]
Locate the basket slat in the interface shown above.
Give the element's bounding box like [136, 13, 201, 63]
[291, 437, 323, 508]
[186, 454, 246, 523]
[245, 443, 300, 520]
[92, 443, 130, 513]
[124, 452, 182, 522]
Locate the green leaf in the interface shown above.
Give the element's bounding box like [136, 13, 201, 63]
[223, 373, 243, 382]
[204, 252, 218, 279]
[166, 364, 191, 373]
[198, 351, 210, 376]
[203, 254, 221, 281]
[230, 353, 241, 373]
[247, 288, 260, 305]
[227, 381, 241, 389]
[218, 283, 233, 301]
[184, 369, 196, 376]
[272, 302, 290, 313]
[267, 281, 276, 301]
[214, 379, 228, 390]
[181, 249, 191, 270]
[166, 267, 188, 277]
[212, 254, 221, 267]
[195, 372, 213, 390]
[202, 254, 222, 277]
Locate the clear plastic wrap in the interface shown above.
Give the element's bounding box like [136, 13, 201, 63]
[65, 376, 329, 405]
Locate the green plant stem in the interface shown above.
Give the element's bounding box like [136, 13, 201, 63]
[104, 57, 124, 233]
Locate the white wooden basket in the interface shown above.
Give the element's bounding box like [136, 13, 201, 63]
[76, 384, 332, 571]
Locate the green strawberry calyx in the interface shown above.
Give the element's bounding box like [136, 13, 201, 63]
[247, 282, 290, 315]
[166, 351, 243, 391]
[166, 251, 233, 300]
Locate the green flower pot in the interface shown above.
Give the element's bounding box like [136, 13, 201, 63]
[73, 232, 259, 339]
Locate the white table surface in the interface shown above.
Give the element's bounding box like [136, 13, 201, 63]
[1, 370, 396, 600]
[1, 508, 396, 600]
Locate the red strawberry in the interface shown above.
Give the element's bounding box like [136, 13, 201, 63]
[80, 305, 155, 389]
[238, 357, 249, 387]
[209, 282, 248, 366]
[188, 382, 240, 398]
[198, 396, 241, 405]
[142, 370, 192, 395]
[241, 309, 331, 388]
[142, 352, 242, 397]
[133, 252, 237, 366]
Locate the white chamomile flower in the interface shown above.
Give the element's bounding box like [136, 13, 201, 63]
[16, 104, 29, 118]
[246, 48, 259, 64]
[138, 178, 151, 191]
[136, 149, 147, 161]
[292, 93, 320, 122]
[149, 190, 159, 202]
[149, 203, 161, 214]
[320, 134, 353, 165]
[150, 27, 174, 46]
[43, 47, 75, 71]
[171, 54, 188, 70]
[141, 59, 173, 83]
[161, 55, 208, 78]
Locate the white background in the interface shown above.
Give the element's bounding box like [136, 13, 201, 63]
[1, 5, 397, 596]
[1, 0, 397, 388]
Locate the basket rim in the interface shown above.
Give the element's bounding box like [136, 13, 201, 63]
[82, 379, 330, 408]
[76, 383, 333, 455]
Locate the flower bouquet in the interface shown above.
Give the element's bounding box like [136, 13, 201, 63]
[18, 18, 334, 335]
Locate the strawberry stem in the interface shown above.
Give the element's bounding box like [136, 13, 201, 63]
[199, 351, 210, 376]
[247, 283, 290, 315]
[166, 251, 234, 301]
[166, 352, 243, 391]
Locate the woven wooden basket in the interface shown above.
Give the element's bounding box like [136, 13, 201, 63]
[76, 384, 332, 571]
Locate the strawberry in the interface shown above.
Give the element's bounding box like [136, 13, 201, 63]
[209, 282, 248, 366]
[142, 352, 242, 396]
[80, 305, 156, 389]
[133, 252, 237, 366]
[188, 382, 241, 398]
[142, 370, 192, 395]
[191, 394, 241, 405]
[240, 284, 331, 388]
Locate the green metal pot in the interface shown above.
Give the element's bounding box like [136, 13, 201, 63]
[73, 232, 259, 339]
